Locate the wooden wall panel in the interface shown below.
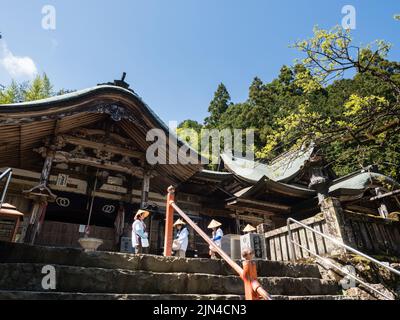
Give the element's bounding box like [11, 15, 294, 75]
[344, 211, 400, 256]
[265, 215, 328, 261]
[35, 221, 116, 252]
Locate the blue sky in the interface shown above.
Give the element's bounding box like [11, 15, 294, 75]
[0, 0, 399, 123]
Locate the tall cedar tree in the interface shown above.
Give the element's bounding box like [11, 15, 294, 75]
[204, 83, 231, 128]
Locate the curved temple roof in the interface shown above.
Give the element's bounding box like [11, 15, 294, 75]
[328, 171, 400, 200]
[232, 168, 400, 204]
[0, 84, 204, 189]
[1, 84, 177, 138]
[220, 145, 315, 184]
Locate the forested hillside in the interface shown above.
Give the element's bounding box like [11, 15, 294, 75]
[178, 26, 400, 179]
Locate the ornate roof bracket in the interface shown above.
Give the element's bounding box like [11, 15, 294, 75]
[53, 151, 145, 178]
[24, 147, 57, 203]
[88, 104, 137, 122]
[0, 103, 144, 127]
[23, 183, 57, 203]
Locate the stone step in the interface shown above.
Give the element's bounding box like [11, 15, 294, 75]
[0, 290, 243, 300]
[260, 277, 340, 296]
[0, 263, 340, 296]
[0, 241, 321, 278]
[0, 290, 354, 300]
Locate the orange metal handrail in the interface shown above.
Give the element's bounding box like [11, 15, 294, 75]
[164, 186, 272, 301]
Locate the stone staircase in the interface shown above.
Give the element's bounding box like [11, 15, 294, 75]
[0, 241, 350, 300]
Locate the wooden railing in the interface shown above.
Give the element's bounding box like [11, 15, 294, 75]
[265, 214, 332, 261]
[342, 210, 400, 256]
[265, 210, 400, 261]
[163, 186, 272, 300]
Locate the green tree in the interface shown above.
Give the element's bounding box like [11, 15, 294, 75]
[204, 83, 232, 128]
[25, 73, 54, 101]
[191, 25, 399, 179]
[42, 73, 54, 97]
[0, 73, 60, 104]
[178, 119, 203, 132]
[258, 26, 400, 179]
[0, 80, 20, 104]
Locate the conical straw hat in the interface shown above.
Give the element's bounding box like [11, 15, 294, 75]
[174, 218, 186, 226]
[207, 219, 222, 229]
[134, 209, 150, 219]
[243, 224, 256, 233]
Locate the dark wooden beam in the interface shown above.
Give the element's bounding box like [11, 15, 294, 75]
[225, 204, 277, 216]
[140, 172, 151, 208]
[53, 151, 144, 178]
[370, 189, 400, 201]
[227, 198, 291, 212]
[58, 134, 144, 160]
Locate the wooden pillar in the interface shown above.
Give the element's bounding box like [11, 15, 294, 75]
[163, 186, 175, 257]
[24, 202, 41, 244]
[30, 202, 48, 244]
[25, 203, 41, 244]
[140, 172, 151, 209]
[39, 152, 54, 186]
[11, 217, 21, 242]
[235, 212, 241, 234]
[23, 150, 55, 244]
[124, 176, 134, 205]
[375, 188, 389, 219]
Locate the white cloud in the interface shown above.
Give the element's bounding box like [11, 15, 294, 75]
[0, 42, 38, 79]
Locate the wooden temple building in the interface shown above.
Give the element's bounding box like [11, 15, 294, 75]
[1, 78, 400, 258]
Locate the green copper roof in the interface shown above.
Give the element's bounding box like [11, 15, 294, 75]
[220, 145, 315, 184]
[329, 171, 400, 200]
[231, 170, 400, 203]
